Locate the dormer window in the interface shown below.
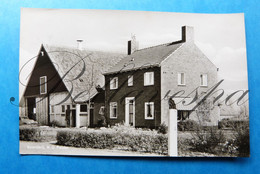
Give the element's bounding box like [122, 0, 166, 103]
[178, 73, 185, 86]
[144, 72, 154, 86]
[200, 74, 208, 87]
[41, 51, 44, 56]
[110, 77, 118, 89]
[40, 76, 47, 94]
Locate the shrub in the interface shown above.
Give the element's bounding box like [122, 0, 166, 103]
[233, 122, 250, 157]
[178, 120, 199, 131]
[20, 126, 57, 142]
[20, 127, 41, 141]
[218, 119, 249, 130]
[56, 127, 168, 155]
[189, 128, 226, 154]
[50, 120, 61, 127]
[157, 123, 167, 134]
[57, 130, 114, 149]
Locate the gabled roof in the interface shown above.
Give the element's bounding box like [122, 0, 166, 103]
[42, 44, 124, 102]
[103, 41, 184, 75]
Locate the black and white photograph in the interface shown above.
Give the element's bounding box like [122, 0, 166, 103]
[19, 9, 249, 157]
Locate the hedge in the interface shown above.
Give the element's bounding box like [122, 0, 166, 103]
[56, 130, 114, 149]
[56, 128, 168, 155]
[178, 120, 200, 131]
[218, 119, 249, 129]
[20, 127, 42, 141]
[20, 126, 57, 142]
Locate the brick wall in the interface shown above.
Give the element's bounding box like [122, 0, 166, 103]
[161, 42, 219, 126]
[104, 67, 161, 128]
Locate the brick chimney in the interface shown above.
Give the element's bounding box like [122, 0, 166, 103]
[182, 26, 194, 42]
[77, 39, 83, 50]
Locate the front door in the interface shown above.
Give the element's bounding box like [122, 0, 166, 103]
[125, 97, 135, 126]
[71, 109, 76, 127]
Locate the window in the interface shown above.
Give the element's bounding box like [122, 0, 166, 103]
[128, 75, 133, 86]
[40, 76, 47, 94]
[51, 105, 55, 113]
[110, 102, 117, 119]
[144, 72, 154, 86]
[80, 104, 88, 112]
[200, 74, 208, 87]
[99, 106, 105, 115]
[178, 111, 190, 121]
[145, 102, 154, 119]
[110, 77, 118, 89]
[61, 105, 65, 113]
[178, 73, 185, 85]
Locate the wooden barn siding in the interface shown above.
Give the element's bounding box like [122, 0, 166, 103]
[36, 97, 48, 125]
[105, 67, 161, 128]
[24, 47, 67, 97]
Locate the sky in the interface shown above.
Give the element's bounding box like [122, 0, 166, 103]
[19, 8, 248, 100]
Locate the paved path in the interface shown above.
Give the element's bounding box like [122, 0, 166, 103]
[20, 141, 163, 157]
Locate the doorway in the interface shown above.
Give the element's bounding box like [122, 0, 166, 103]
[125, 97, 135, 127]
[27, 97, 36, 120]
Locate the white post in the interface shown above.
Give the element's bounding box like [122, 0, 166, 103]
[76, 104, 80, 128]
[168, 109, 178, 157]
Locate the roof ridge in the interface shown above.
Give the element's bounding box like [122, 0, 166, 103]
[135, 40, 184, 52]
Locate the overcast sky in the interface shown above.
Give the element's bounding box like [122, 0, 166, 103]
[19, 8, 248, 99]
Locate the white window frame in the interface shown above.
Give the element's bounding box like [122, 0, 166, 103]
[110, 77, 118, 89]
[40, 76, 47, 94]
[110, 102, 117, 119]
[178, 72, 186, 86]
[144, 102, 154, 120]
[80, 104, 88, 113]
[61, 105, 65, 113]
[99, 106, 105, 115]
[51, 105, 55, 113]
[144, 72, 154, 86]
[200, 74, 208, 87]
[128, 75, 133, 86]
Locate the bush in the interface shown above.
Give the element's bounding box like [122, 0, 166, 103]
[218, 119, 249, 130]
[56, 127, 168, 155]
[189, 128, 226, 154]
[233, 122, 250, 157]
[20, 126, 57, 142]
[57, 130, 114, 149]
[20, 127, 42, 141]
[157, 123, 167, 134]
[178, 120, 199, 131]
[50, 120, 61, 127]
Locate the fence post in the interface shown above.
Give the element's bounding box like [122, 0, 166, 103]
[168, 99, 178, 157]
